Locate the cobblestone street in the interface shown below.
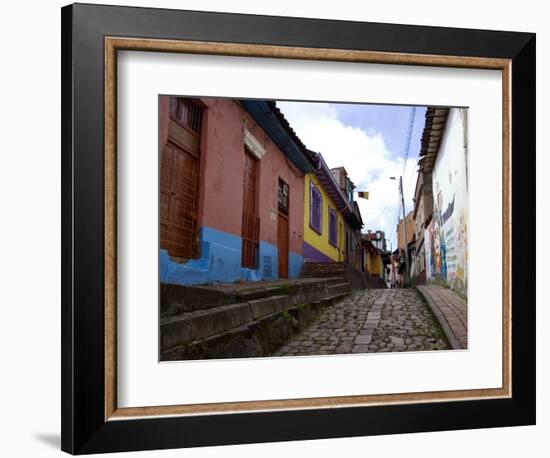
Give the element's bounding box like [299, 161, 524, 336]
[274, 288, 451, 356]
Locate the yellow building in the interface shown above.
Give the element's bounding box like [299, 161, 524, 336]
[303, 173, 345, 262]
[303, 152, 361, 264]
[363, 241, 383, 276]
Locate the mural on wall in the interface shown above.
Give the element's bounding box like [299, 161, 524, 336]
[453, 208, 468, 295]
[425, 178, 468, 296]
[426, 192, 445, 283]
[425, 218, 437, 281]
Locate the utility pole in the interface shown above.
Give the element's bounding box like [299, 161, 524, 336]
[391, 175, 410, 286]
[395, 107, 415, 287]
[399, 176, 411, 286]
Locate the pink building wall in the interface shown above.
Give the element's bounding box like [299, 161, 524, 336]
[189, 98, 304, 256]
[159, 96, 305, 284]
[244, 110, 305, 256]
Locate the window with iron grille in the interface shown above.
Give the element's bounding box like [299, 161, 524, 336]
[278, 178, 289, 215]
[309, 181, 322, 234]
[329, 208, 337, 246]
[169, 97, 203, 134]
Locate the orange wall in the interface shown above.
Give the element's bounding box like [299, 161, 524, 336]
[397, 211, 415, 250]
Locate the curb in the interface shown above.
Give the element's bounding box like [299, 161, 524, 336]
[413, 286, 462, 350]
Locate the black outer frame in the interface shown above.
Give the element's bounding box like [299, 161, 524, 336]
[61, 3, 536, 454]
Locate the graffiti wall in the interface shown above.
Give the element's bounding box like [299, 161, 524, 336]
[424, 108, 468, 298]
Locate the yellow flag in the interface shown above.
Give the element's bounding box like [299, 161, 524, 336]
[357, 191, 369, 199]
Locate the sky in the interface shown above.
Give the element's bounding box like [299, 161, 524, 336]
[277, 101, 427, 251]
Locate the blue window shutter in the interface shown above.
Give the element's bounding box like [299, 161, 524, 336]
[316, 189, 322, 232]
[310, 182, 322, 233]
[329, 209, 336, 245]
[328, 207, 332, 242]
[313, 190, 318, 231]
[333, 211, 336, 242]
[310, 183, 315, 229]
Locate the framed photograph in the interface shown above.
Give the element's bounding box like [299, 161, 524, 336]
[61, 3, 536, 454]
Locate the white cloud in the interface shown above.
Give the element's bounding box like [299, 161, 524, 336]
[277, 101, 418, 250]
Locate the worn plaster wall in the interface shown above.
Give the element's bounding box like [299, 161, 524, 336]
[425, 108, 468, 297]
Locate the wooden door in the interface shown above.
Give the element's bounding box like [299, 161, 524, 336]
[241, 150, 259, 268]
[160, 141, 200, 258]
[277, 213, 289, 278]
[160, 97, 202, 259]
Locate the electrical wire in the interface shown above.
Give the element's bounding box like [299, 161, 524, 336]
[402, 107, 422, 212]
[401, 107, 416, 179]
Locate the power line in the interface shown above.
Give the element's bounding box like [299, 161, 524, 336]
[404, 153, 419, 201]
[401, 107, 417, 180]
[393, 107, 416, 255]
[403, 107, 422, 210]
[368, 107, 419, 250]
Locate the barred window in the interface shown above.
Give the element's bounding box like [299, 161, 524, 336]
[169, 97, 203, 134]
[278, 178, 289, 214]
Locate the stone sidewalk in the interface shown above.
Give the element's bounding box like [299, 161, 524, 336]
[416, 284, 468, 349]
[274, 288, 450, 356]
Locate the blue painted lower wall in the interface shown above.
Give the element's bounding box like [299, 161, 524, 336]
[289, 252, 303, 278]
[160, 226, 303, 285]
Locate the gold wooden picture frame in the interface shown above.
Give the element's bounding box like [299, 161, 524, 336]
[104, 37, 512, 420]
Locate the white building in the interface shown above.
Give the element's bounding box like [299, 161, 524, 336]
[416, 107, 468, 297]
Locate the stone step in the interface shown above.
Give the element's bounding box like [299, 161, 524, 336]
[235, 286, 284, 302]
[303, 266, 346, 272]
[161, 282, 234, 316]
[162, 289, 354, 361]
[161, 295, 292, 351]
[323, 276, 348, 286]
[162, 277, 347, 318]
[301, 262, 346, 278]
[234, 280, 334, 303]
[328, 282, 352, 296]
[161, 302, 254, 350]
[303, 266, 346, 273]
[160, 276, 357, 358]
[248, 295, 290, 320]
[313, 289, 351, 304]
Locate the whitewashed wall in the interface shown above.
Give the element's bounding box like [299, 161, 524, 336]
[425, 108, 469, 297]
